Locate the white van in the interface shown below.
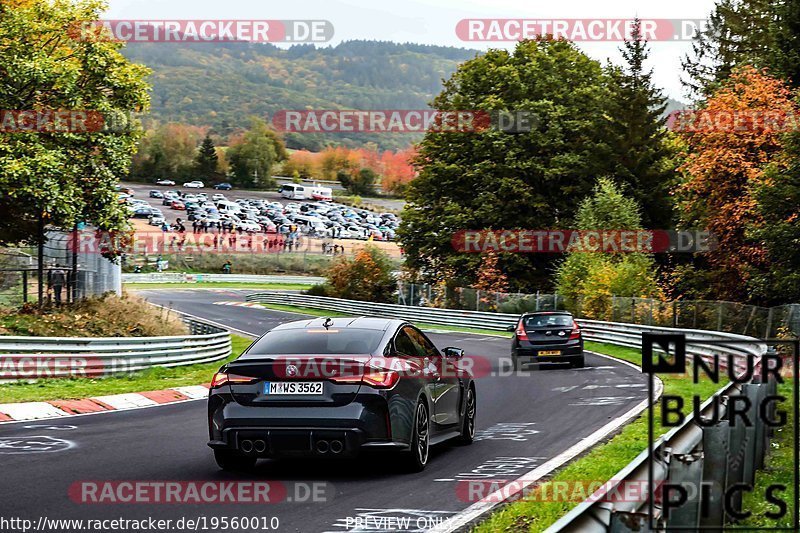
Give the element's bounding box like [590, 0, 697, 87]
[280, 184, 307, 200]
[215, 200, 241, 215]
[310, 186, 333, 201]
[293, 214, 329, 236]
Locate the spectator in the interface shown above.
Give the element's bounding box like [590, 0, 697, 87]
[49, 264, 67, 305]
[222, 261, 232, 274]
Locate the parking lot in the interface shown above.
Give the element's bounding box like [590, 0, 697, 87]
[119, 181, 404, 257]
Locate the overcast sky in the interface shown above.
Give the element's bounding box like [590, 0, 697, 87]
[106, 0, 718, 101]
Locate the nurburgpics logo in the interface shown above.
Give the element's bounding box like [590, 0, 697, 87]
[642, 334, 798, 530]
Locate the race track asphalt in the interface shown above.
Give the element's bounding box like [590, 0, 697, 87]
[0, 289, 648, 533]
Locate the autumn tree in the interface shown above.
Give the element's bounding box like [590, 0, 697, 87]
[675, 66, 796, 301]
[325, 246, 395, 302]
[399, 39, 614, 290]
[131, 123, 206, 180]
[226, 117, 286, 188]
[0, 0, 150, 250]
[556, 178, 661, 319]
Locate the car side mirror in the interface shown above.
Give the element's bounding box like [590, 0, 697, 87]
[443, 347, 465, 358]
[505, 324, 516, 332]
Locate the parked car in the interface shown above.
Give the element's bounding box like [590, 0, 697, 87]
[149, 190, 163, 198]
[214, 182, 233, 190]
[212, 193, 226, 201]
[170, 200, 186, 210]
[183, 180, 204, 188]
[507, 311, 584, 369]
[207, 317, 474, 472]
[155, 179, 176, 186]
[131, 206, 155, 219]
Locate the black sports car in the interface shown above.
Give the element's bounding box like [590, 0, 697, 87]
[508, 311, 585, 369]
[208, 317, 476, 472]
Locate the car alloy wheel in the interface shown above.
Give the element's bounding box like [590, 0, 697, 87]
[460, 387, 476, 443]
[415, 402, 430, 466]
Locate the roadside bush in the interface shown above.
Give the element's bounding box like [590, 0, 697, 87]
[305, 283, 330, 297]
[325, 245, 395, 302]
[0, 294, 188, 337]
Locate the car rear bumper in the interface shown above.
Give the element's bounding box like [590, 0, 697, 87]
[208, 399, 400, 457]
[513, 344, 584, 367]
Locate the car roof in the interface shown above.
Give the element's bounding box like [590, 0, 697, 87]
[521, 311, 573, 317]
[271, 316, 404, 332]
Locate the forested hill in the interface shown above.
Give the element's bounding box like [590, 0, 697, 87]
[122, 40, 686, 151]
[122, 40, 479, 151]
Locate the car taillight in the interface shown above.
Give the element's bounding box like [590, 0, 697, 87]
[569, 323, 581, 340]
[330, 362, 400, 389]
[210, 372, 256, 388]
[515, 320, 529, 341]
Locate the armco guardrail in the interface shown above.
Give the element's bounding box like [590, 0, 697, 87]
[122, 273, 325, 285]
[0, 316, 231, 379]
[545, 376, 778, 531]
[246, 292, 772, 531]
[245, 292, 763, 371]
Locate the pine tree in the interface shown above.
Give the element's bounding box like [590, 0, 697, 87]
[194, 134, 219, 179]
[771, 0, 800, 88]
[605, 19, 675, 229]
[682, 0, 777, 99]
[749, 131, 800, 304]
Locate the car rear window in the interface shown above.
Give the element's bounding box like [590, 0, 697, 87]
[243, 328, 385, 356]
[523, 315, 573, 328]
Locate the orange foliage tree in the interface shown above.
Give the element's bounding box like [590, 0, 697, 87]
[282, 146, 416, 193]
[676, 66, 797, 300]
[325, 246, 396, 302]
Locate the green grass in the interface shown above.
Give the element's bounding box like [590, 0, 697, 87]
[740, 380, 796, 529]
[256, 302, 513, 337]
[125, 282, 311, 291]
[473, 341, 727, 533]
[0, 335, 253, 403]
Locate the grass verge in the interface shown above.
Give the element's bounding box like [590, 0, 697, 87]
[740, 380, 797, 529]
[0, 335, 253, 404]
[125, 282, 312, 291]
[472, 341, 726, 533]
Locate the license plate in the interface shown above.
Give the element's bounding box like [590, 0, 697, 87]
[263, 382, 324, 395]
[539, 350, 561, 356]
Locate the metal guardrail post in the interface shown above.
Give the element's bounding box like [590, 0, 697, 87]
[741, 383, 760, 487]
[700, 422, 729, 529]
[726, 409, 747, 518]
[664, 448, 705, 529]
[753, 383, 767, 470]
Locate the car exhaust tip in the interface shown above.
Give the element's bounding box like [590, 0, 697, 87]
[330, 440, 343, 454]
[253, 440, 266, 453]
[316, 440, 329, 454]
[240, 439, 254, 453]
